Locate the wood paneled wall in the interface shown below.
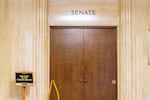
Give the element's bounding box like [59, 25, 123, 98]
[120, 0, 150, 100]
[131, 0, 150, 100]
[1, 0, 150, 100]
[0, 0, 49, 100]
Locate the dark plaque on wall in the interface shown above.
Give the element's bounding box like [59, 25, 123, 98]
[15, 72, 33, 86]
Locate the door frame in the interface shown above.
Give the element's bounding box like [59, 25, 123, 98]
[49, 26, 118, 100]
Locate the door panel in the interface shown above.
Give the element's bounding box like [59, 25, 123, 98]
[50, 28, 84, 100]
[84, 29, 117, 100]
[50, 27, 117, 100]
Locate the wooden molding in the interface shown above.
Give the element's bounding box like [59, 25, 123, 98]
[118, 0, 132, 100]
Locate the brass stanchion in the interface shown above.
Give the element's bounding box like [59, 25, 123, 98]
[22, 86, 26, 100]
[48, 80, 60, 100]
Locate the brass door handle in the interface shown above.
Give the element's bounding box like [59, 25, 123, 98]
[84, 79, 88, 83]
[80, 79, 88, 83]
[79, 79, 83, 82]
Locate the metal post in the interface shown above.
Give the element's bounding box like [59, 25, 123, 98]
[22, 86, 26, 100]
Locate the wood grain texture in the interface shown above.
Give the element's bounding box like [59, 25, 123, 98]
[84, 29, 117, 100]
[50, 28, 83, 100]
[119, 0, 132, 100]
[50, 27, 117, 100]
[0, 0, 49, 100]
[131, 0, 150, 100]
[119, 0, 150, 100]
[48, 0, 118, 26]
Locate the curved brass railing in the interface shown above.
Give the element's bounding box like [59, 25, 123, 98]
[48, 80, 60, 100]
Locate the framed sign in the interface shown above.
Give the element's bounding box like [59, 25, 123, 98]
[15, 72, 33, 86]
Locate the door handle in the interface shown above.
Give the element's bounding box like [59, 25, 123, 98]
[84, 79, 88, 83]
[79, 79, 83, 82]
[112, 80, 117, 85]
[79, 79, 88, 83]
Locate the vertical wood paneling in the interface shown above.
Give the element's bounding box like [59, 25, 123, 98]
[35, 0, 49, 100]
[0, 0, 12, 100]
[0, 0, 48, 100]
[119, 0, 132, 100]
[0, 0, 7, 36]
[0, 36, 12, 100]
[120, 0, 150, 100]
[131, 0, 150, 100]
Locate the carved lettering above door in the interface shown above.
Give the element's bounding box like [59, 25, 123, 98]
[71, 10, 96, 15]
[48, 0, 118, 26]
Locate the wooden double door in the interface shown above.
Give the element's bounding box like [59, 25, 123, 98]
[50, 27, 117, 100]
